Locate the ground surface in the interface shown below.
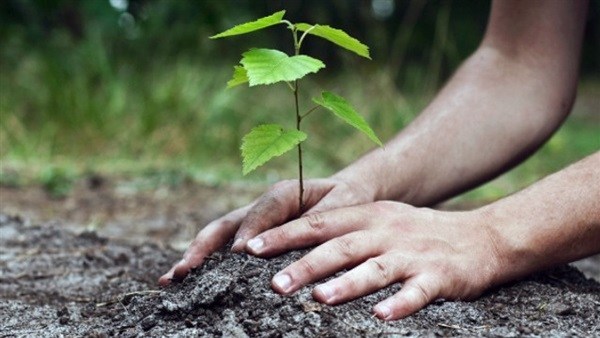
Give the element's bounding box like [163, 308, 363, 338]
[1, 214, 599, 337]
[1, 178, 600, 337]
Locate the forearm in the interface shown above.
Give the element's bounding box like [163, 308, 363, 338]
[477, 152, 600, 283]
[334, 0, 587, 206]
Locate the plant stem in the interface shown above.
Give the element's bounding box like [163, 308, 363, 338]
[292, 27, 305, 214]
[300, 105, 320, 119]
[294, 80, 305, 214]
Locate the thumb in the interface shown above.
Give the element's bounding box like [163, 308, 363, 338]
[305, 184, 367, 216]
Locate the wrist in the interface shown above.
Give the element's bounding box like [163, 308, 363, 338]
[472, 204, 546, 286]
[331, 148, 421, 203]
[331, 152, 399, 203]
[329, 168, 378, 204]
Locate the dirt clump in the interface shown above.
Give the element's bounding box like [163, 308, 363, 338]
[1, 214, 599, 337]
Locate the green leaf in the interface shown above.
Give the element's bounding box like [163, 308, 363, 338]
[296, 23, 371, 59]
[241, 124, 307, 175]
[241, 49, 325, 86]
[210, 10, 286, 39]
[313, 91, 382, 146]
[227, 66, 249, 88]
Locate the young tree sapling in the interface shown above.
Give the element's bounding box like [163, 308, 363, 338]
[211, 10, 382, 213]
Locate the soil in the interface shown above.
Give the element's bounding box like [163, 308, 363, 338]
[1, 178, 600, 337]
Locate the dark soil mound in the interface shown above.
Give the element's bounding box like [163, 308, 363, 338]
[1, 214, 599, 337]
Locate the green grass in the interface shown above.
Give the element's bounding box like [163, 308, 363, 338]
[0, 43, 420, 184]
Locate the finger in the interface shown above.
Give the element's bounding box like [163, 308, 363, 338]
[270, 230, 380, 295]
[306, 184, 366, 215]
[158, 204, 251, 286]
[158, 265, 179, 287]
[246, 206, 369, 256]
[232, 180, 334, 251]
[373, 275, 441, 320]
[301, 180, 342, 214]
[312, 253, 409, 305]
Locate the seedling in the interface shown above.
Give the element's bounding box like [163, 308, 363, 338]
[211, 10, 382, 213]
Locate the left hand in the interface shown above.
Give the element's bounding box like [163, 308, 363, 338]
[243, 201, 504, 320]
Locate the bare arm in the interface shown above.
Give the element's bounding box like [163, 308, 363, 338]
[335, 0, 588, 205]
[481, 152, 600, 283]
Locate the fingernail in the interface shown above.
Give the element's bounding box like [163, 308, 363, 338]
[246, 237, 264, 253]
[161, 274, 172, 284]
[315, 283, 336, 302]
[231, 238, 242, 250]
[272, 273, 292, 293]
[374, 303, 391, 320]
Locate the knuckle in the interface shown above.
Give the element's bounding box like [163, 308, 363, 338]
[269, 227, 289, 244]
[331, 236, 355, 260]
[411, 281, 434, 304]
[296, 259, 318, 277]
[303, 213, 327, 232]
[366, 257, 392, 285]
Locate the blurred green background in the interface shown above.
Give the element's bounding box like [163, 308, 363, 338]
[1, 0, 598, 203]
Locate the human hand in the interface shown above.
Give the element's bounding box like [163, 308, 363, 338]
[243, 201, 503, 320]
[158, 177, 375, 286]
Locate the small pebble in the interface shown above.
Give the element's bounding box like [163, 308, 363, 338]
[518, 326, 532, 334]
[141, 315, 157, 331]
[554, 304, 574, 316]
[184, 318, 195, 328]
[245, 268, 262, 278]
[56, 306, 69, 317]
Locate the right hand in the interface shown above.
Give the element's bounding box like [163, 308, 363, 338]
[158, 176, 375, 286]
